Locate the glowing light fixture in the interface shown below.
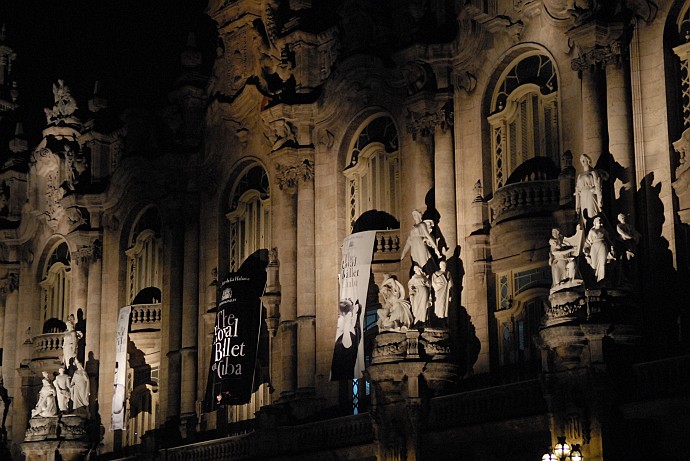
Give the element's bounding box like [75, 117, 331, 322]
[542, 436, 582, 461]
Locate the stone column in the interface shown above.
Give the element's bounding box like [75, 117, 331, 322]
[272, 176, 297, 397]
[605, 41, 636, 219]
[180, 200, 200, 433]
[160, 219, 184, 427]
[432, 103, 457, 253]
[1, 270, 20, 442]
[296, 162, 316, 393]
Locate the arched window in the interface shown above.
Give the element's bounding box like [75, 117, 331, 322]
[40, 241, 71, 324]
[225, 164, 272, 422]
[227, 166, 271, 271]
[123, 206, 163, 447]
[488, 53, 560, 190]
[126, 207, 163, 304]
[344, 115, 400, 231]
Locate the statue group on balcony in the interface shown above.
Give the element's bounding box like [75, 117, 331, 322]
[382, 207, 452, 330]
[31, 360, 90, 420]
[549, 154, 642, 296]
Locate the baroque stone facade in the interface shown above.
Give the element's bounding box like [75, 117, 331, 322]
[1, 1, 690, 461]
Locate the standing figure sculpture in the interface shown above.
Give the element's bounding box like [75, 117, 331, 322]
[431, 260, 452, 319]
[408, 265, 431, 326]
[584, 216, 613, 282]
[616, 213, 641, 260]
[54, 366, 72, 413]
[574, 154, 608, 222]
[63, 314, 83, 368]
[401, 209, 441, 273]
[32, 371, 57, 418]
[377, 275, 413, 332]
[549, 228, 579, 287]
[71, 360, 90, 416]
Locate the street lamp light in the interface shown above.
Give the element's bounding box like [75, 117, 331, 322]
[542, 436, 583, 461]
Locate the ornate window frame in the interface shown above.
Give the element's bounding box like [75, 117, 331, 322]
[40, 241, 71, 324]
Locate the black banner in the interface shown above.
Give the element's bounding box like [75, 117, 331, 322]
[204, 250, 268, 411]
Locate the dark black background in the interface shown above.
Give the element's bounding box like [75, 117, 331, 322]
[0, 0, 215, 145]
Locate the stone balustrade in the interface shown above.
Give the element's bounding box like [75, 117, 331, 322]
[165, 413, 373, 461]
[130, 303, 162, 332]
[373, 229, 400, 262]
[631, 354, 690, 400]
[427, 379, 547, 429]
[31, 332, 64, 362]
[488, 179, 560, 224]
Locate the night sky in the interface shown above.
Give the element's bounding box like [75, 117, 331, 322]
[0, 0, 215, 145]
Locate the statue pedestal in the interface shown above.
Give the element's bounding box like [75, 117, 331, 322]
[367, 328, 459, 460]
[22, 416, 90, 461]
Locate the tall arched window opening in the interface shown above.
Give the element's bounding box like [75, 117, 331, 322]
[488, 53, 560, 191]
[40, 241, 71, 324]
[344, 115, 400, 231]
[227, 165, 271, 272]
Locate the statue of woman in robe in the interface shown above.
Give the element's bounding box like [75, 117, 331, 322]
[575, 154, 608, 222]
[32, 372, 57, 418]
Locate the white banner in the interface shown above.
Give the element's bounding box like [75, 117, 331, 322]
[330, 231, 377, 381]
[111, 305, 131, 430]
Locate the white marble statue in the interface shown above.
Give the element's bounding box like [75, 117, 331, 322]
[54, 366, 72, 413]
[70, 360, 90, 413]
[401, 209, 441, 270]
[431, 260, 452, 319]
[408, 265, 431, 326]
[63, 314, 83, 368]
[31, 371, 57, 418]
[584, 216, 614, 282]
[377, 275, 413, 332]
[574, 154, 608, 222]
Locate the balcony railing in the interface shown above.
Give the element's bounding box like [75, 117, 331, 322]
[165, 413, 373, 461]
[31, 332, 64, 363]
[130, 303, 162, 332]
[373, 229, 401, 262]
[427, 379, 547, 429]
[488, 179, 560, 224]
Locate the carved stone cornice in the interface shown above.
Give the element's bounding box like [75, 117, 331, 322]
[570, 40, 624, 72]
[66, 231, 103, 267]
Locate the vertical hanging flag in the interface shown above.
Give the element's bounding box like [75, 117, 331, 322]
[204, 250, 268, 412]
[111, 305, 131, 430]
[330, 231, 377, 381]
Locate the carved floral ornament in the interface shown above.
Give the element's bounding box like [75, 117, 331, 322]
[275, 159, 314, 190]
[571, 40, 623, 73]
[0, 271, 19, 294]
[406, 105, 454, 140]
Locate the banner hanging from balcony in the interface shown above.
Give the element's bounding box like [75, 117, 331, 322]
[111, 305, 131, 431]
[330, 231, 377, 381]
[204, 250, 268, 411]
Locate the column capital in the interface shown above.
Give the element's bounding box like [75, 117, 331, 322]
[406, 100, 454, 140]
[568, 20, 630, 73]
[0, 270, 19, 294]
[275, 157, 314, 191]
[66, 231, 103, 266]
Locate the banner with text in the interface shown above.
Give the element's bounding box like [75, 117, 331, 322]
[330, 230, 377, 381]
[111, 305, 131, 430]
[203, 266, 266, 411]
